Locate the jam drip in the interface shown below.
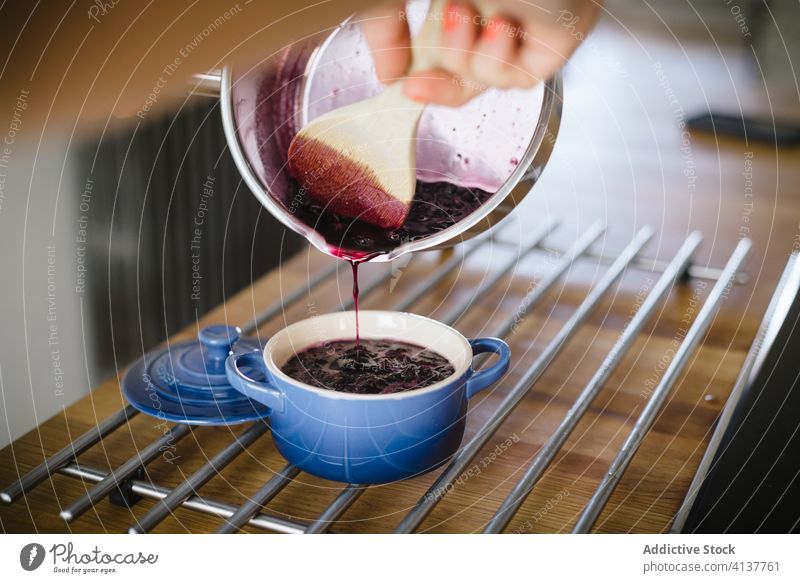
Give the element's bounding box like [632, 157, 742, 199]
[350, 260, 360, 347]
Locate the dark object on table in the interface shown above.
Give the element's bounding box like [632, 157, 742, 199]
[680, 254, 800, 533]
[687, 112, 800, 146]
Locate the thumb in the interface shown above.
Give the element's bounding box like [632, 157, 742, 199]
[359, 2, 411, 84]
[403, 68, 486, 107]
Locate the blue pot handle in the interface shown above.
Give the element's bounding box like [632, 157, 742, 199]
[465, 338, 511, 398]
[225, 350, 285, 413]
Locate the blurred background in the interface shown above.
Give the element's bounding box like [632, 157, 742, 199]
[1, 0, 799, 449]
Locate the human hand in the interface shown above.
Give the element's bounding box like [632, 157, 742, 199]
[360, 0, 601, 106]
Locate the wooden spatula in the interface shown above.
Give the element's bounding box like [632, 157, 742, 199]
[287, 0, 451, 230]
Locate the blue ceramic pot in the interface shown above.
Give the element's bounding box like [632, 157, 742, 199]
[225, 311, 510, 484]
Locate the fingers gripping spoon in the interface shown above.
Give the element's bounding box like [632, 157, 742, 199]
[287, 0, 452, 230]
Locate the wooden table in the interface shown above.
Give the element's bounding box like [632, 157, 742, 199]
[2, 7, 799, 534]
[0, 230, 778, 534]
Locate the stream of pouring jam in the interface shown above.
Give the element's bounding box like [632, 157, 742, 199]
[290, 178, 494, 347]
[350, 261, 360, 346]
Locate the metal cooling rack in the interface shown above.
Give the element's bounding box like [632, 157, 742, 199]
[3, 220, 776, 534]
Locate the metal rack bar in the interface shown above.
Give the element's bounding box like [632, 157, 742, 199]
[305, 221, 570, 531]
[0, 228, 756, 535]
[2, 254, 345, 509]
[211, 258, 424, 533]
[461, 220, 609, 374]
[487, 220, 607, 343]
[59, 464, 306, 534]
[670, 252, 800, 533]
[215, 463, 301, 533]
[571, 237, 752, 533]
[0, 404, 139, 504]
[240, 261, 341, 335]
[60, 423, 193, 522]
[440, 222, 556, 326]
[394, 226, 654, 533]
[339, 260, 411, 311]
[483, 231, 703, 533]
[392, 239, 488, 313]
[129, 422, 269, 533]
[537, 244, 748, 284]
[305, 485, 366, 534]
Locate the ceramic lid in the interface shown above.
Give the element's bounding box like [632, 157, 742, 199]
[122, 325, 270, 425]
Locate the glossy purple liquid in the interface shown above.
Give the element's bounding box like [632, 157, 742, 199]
[281, 339, 455, 395]
[289, 179, 494, 261]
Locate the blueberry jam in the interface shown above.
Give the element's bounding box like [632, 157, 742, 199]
[286, 178, 494, 260]
[281, 339, 455, 395]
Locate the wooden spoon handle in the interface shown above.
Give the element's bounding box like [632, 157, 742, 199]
[408, 0, 447, 74]
[409, 0, 496, 75]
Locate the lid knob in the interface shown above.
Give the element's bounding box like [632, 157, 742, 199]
[198, 325, 241, 362]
